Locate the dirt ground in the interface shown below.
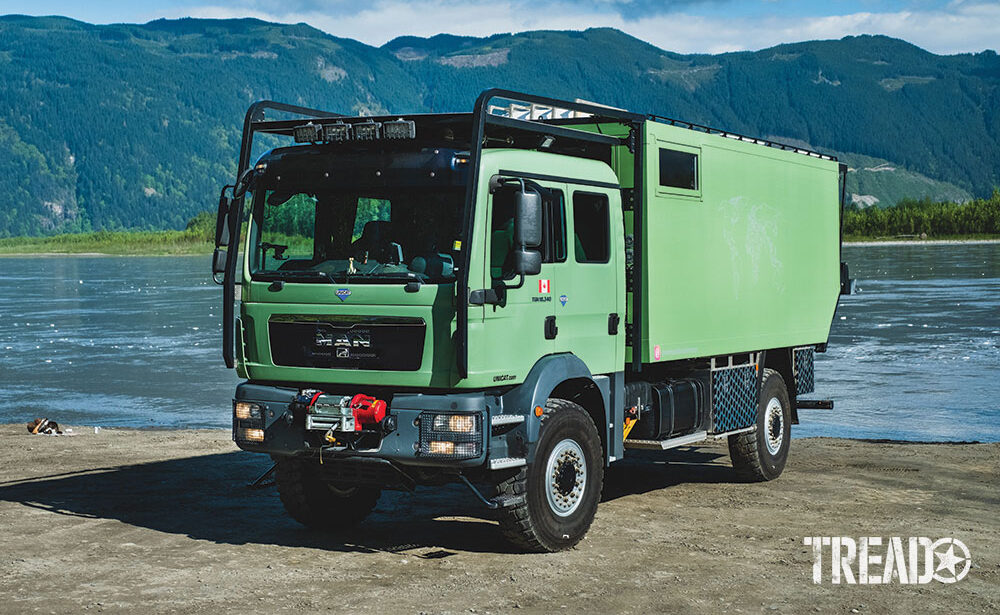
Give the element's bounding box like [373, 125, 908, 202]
[0, 425, 996, 614]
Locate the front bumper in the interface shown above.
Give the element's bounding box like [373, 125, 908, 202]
[232, 382, 517, 469]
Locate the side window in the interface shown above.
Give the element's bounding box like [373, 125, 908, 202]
[573, 192, 609, 264]
[491, 187, 566, 280]
[659, 148, 698, 191]
[542, 189, 566, 263]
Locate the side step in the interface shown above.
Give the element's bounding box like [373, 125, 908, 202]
[797, 399, 834, 410]
[489, 457, 527, 470]
[624, 430, 708, 451]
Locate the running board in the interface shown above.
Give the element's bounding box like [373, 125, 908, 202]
[624, 430, 708, 450]
[797, 399, 834, 410]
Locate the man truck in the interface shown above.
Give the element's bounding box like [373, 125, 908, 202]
[211, 89, 852, 552]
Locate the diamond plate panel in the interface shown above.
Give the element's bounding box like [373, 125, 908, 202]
[794, 347, 815, 395]
[712, 364, 758, 433]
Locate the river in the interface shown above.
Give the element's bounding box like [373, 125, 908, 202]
[0, 244, 997, 440]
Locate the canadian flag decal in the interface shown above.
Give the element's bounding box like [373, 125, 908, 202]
[538, 279, 550, 293]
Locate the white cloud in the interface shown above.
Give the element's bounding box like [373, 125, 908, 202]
[162, 0, 1000, 55]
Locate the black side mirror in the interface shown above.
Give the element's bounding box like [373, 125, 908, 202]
[512, 249, 541, 276]
[215, 188, 233, 247]
[212, 248, 227, 280]
[514, 189, 542, 248]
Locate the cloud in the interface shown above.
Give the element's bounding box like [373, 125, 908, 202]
[165, 0, 1000, 54]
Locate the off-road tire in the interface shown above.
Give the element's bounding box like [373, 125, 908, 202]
[494, 399, 604, 552]
[274, 457, 381, 529]
[728, 368, 791, 481]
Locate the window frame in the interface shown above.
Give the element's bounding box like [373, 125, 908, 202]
[655, 140, 702, 200]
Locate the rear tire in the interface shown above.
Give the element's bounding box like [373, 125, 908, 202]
[728, 368, 791, 481]
[495, 399, 604, 552]
[275, 458, 381, 529]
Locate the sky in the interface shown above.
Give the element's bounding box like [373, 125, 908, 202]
[3, 0, 999, 55]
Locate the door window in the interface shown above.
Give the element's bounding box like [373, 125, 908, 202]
[572, 192, 610, 264]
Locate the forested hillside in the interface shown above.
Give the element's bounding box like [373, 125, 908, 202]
[0, 16, 997, 236]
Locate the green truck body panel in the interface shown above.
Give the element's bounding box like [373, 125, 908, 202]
[632, 121, 840, 363]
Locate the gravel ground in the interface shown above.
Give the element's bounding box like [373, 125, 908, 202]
[0, 425, 996, 614]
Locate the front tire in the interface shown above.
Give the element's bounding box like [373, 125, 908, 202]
[275, 458, 381, 529]
[728, 368, 791, 481]
[495, 399, 604, 552]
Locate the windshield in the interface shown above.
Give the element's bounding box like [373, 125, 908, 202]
[249, 187, 464, 284]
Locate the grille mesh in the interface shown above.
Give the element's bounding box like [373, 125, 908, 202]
[794, 347, 815, 395]
[712, 364, 758, 433]
[417, 413, 482, 459]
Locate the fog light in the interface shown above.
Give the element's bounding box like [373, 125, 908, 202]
[235, 401, 262, 420]
[240, 428, 264, 443]
[428, 441, 455, 455]
[432, 414, 475, 433]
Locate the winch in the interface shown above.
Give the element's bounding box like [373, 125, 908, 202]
[295, 390, 388, 433]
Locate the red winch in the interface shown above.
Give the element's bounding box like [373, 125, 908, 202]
[349, 394, 387, 430]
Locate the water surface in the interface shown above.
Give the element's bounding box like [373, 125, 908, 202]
[0, 246, 997, 440]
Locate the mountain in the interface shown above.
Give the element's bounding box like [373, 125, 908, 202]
[0, 16, 997, 236]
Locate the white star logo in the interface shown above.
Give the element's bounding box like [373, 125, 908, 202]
[931, 538, 971, 583]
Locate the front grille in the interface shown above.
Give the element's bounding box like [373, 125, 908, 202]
[268, 316, 425, 371]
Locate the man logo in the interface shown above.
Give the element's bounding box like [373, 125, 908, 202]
[314, 329, 333, 347]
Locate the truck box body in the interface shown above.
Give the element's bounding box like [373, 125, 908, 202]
[593, 120, 842, 364]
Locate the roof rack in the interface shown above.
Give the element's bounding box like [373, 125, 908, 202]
[648, 114, 837, 161]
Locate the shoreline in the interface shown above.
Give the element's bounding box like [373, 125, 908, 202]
[1, 237, 998, 258]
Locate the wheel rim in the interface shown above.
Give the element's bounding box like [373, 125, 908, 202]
[545, 438, 587, 517]
[764, 396, 784, 455]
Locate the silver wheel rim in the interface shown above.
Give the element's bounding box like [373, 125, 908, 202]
[764, 396, 784, 455]
[545, 438, 587, 517]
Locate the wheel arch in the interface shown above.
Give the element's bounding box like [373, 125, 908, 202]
[499, 353, 612, 465]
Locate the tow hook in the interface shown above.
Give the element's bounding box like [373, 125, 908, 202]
[458, 475, 525, 510]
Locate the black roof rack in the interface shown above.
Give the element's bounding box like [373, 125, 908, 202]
[648, 114, 837, 161]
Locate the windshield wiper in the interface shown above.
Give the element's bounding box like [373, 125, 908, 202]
[257, 270, 338, 284]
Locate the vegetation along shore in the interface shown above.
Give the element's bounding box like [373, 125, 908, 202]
[1, 193, 998, 256]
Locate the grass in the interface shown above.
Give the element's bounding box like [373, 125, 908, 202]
[0, 229, 215, 256]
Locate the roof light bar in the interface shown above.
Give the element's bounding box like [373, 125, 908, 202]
[291, 118, 418, 144]
[324, 122, 352, 142]
[383, 119, 416, 140]
[293, 123, 323, 143]
[353, 121, 381, 141]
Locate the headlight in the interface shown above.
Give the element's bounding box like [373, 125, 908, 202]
[238, 428, 264, 443]
[234, 402, 262, 420]
[418, 412, 482, 459]
[432, 414, 476, 433]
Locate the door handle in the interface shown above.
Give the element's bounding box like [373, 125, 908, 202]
[544, 316, 558, 340]
[608, 313, 620, 335]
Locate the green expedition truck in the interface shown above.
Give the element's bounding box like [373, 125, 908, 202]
[211, 89, 852, 552]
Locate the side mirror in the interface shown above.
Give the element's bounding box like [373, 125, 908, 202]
[514, 189, 542, 248]
[215, 189, 232, 247]
[512, 249, 541, 276]
[212, 248, 227, 279]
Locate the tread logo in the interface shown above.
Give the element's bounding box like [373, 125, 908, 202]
[803, 537, 971, 584]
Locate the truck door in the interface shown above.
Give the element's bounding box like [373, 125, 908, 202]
[549, 188, 624, 375]
[477, 182, 564, 384]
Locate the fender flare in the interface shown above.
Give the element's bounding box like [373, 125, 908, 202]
[499, 353, 611, 463]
